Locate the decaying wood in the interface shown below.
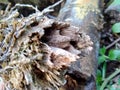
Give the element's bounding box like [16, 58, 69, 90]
[0, 1, 94, 90]
[58, 0, 102, 90]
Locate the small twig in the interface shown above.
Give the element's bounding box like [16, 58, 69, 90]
[0, 52, 11, 62]
[9, 0, 63, 15]
[100, 69, 120, 90]
[41, 0, 63, 14]
[9, 3, 39, 14]
[106, 38, 120, 49]
[4, 3, 11, 16]
[1, 10, 19, 22]
[19, 0, 63, 24]
[0, 66, 15, 73]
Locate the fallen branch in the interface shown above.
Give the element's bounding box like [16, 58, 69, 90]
[100, 69, 120, 90]
[106, 38, 120, 49]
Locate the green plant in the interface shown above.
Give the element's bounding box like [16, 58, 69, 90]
[107, 0, 120, 12]
[97, 1, 120, 89]
[97, 47, 120, 90]
[112, 22, 120, 33]
[110, 0, 120, 6]
[97, 24, 120, 90]
[97, 47, 107, 90]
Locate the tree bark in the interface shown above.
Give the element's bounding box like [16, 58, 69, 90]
[58, 0, 101, 90]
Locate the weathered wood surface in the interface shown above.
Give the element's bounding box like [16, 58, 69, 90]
[58, 0, 102, 90]
[0, 0, 102, 90]
[58, 0, 100, 77]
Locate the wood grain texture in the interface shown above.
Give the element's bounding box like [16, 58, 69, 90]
[58, 0, 101, 89]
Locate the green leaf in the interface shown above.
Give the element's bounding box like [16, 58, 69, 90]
[105, 0, 120, 13]
[98, 47, 107, 65]
[96, 70, 102, 84]
[117, 78, 120, 85]
[97, 70, 102, 78]
[108, 49, 120, 60]
[97, 85, 101, 90]
[99, 47, 106, 55]
[112, 23, 120, 33]
[110, 0, 120, 6]
[107, 0, 114, 6]
[110, 85, 116, 90]
[98, 55, 106, 65]
[102, 62, 107, 80]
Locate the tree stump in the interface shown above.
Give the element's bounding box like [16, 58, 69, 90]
[0, 0, 102, 90]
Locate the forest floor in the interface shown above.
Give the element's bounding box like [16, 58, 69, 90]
[97, 0, 120, 90]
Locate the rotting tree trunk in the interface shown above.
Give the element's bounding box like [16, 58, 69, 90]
[0, 0, 102, 90]
[58, 0, 102, 90]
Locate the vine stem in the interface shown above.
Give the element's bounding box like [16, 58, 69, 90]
[100, 69, 120, 90]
